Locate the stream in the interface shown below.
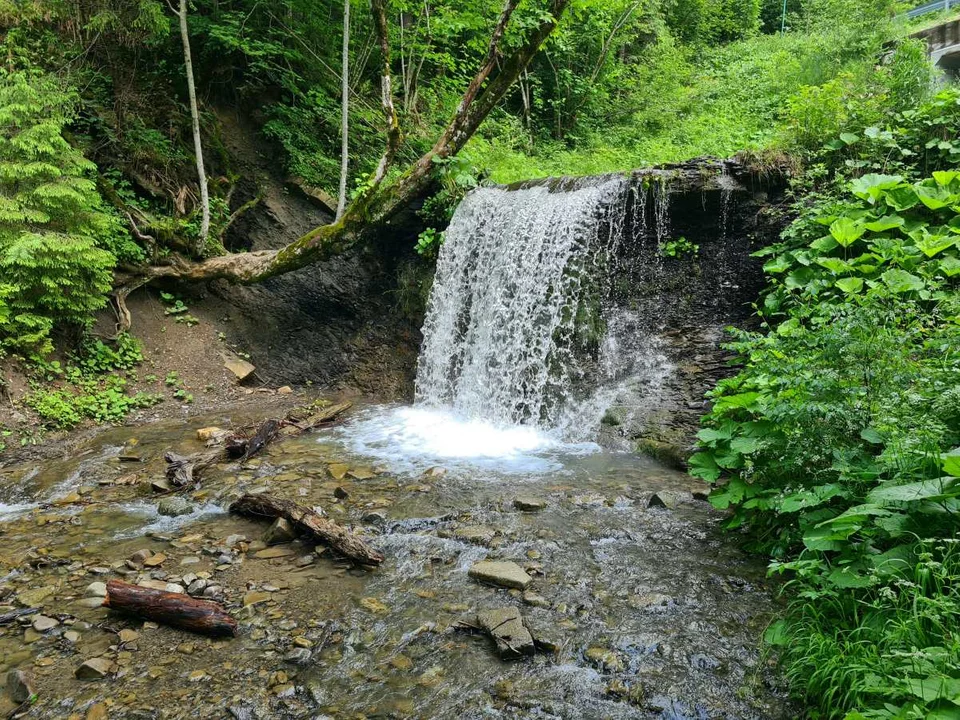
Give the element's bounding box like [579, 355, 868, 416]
[0, 403, 791, 719]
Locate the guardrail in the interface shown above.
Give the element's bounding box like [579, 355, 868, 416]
[907, 0, 955, 19]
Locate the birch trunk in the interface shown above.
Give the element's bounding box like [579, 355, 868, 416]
[178, 0, 210, 249]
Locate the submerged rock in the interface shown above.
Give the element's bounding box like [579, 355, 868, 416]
[468, 560, 532, 590]
[648, 491, 688, 510]
[263, 517, 296, 545]
[513, 496, 547, 512]
[476, 607, 535, 659]
[157, 497, 194, 517]
[454, 525, 498, 546]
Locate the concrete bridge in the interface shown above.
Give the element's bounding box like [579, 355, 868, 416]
[907, 6, 960, 77]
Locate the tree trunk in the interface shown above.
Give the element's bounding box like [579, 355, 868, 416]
[103, 580, 237, 637]
[178, 0, 210, 250]
[337, 0, 350, 220]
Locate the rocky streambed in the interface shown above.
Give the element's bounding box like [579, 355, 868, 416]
[0, 401, 791, 719]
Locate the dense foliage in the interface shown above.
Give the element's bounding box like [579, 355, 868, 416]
[691, 87, 960, 718]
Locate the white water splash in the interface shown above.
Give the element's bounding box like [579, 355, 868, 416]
[338, 406, 597, 475]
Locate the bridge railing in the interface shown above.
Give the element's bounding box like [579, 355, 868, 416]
[907, 0, 955, 19]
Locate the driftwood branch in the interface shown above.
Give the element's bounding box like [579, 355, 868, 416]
[160, 402, 353, 489]
[103, 580, 237, 637]
[230, 493, 384, 566]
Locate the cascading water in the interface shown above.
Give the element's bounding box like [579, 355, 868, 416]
[414, 177, 630, 429]
[340, 173, 680, 470]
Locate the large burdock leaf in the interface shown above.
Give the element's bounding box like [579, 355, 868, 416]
[849, 173, 904, 203]
[880, 268, 924, 293]
[867, 477, 958, 503]
[829, 217, 866, 247]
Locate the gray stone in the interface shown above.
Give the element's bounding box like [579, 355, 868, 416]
[361, 511, 387, 526]
[157, 497, 194, 517]
[128, 549, 153, 566]
[453, 525, 497, 546]
[514, 496, 547, 511]
[6, 669, 35, 703]
[476, 607, 535, 658]
[263, 517, 296, 545]
[468, 560, 532, 590]
[223, 353, 256, 382]
[75, 657, 114, 680]
[283, 648, 312, 665]
[522, 591, 550, 609]
[187, 579, 208, 595]
[648, 491, 688, 510]
[31, 615, 58, 632]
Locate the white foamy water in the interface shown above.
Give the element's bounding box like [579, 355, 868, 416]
[337, 406, 598, 475]
[0, 502, 40, 520]
[112, 501, 226, 539]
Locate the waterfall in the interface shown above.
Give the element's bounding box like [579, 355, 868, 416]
[415, 177, 632, 430]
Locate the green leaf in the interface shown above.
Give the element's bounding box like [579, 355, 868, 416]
[835, 277, 864, 294]
[863, 215, 904, 232]
[943, 448, 960, 478]
[941, 256, 960, 277]
[867, 477, 958, 504]
[763, 620, 788, 646]
[816, 257, 851, 274]
[849, 173, 903, 202]
[829, 217, 866, 247]
[730, 436, 761, 454]
[839, 132, 859, 146]
[881, 268, 924, 293]
[688, 452, 721, 482]
[884, 185, 920, 211]
[933, 170, 959, 187]
[826, 566, 874, 588]
[916, 183, 957, 210]
[860, 427, 884, 444]
[905, 676, 960, 704]
[916, 233, 956, 258]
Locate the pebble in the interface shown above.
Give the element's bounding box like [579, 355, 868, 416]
[522, 591, 551, 609]
[64, 630, 81, 643]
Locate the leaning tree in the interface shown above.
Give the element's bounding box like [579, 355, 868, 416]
[118, 0, 571, 295]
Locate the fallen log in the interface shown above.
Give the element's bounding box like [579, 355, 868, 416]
[159, 401, 353, 490]
[230, 493, 384, 566]
[103, 579, 238, 637]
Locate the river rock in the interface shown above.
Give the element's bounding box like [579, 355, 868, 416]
[648, 491, 688, 510]
[327, 463, 349, 481]
[31, 615, 58, 632]
[75, 657, 115, 680]
[454, 525, 497, 546]
[196, 426, 223, 441]
[17, 586, 55, 607]
[476, 607, 535, 658]
[514, 496, 547, 511]
[157, 497, 194, 517]
[263, 517, 296, 545]
[128, 549, 153, 566]
[6, 669, 35, 703]
[468, 560, 532, 590]
[585, 646, 624, 672]
[142, 552, 167, 567]
[522, 591, 550, 609]
[85, 582, 108, 598]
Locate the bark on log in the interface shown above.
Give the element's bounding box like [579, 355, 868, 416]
[230, 493, 384, 566]
[103, 579, 237, 637]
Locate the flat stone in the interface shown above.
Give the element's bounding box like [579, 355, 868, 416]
[150, 478, 172, 493]
[476, 607, 535, 658]
[253, 546, 295, 559]
[64, 630, 81, 643]
[128, 549, 153, 566]
[359, 597, 389, 615]
[347, 468, 374, 480]
[75, 657, 115, 680]
[224, 354, 256, 382]
[327, 463, 349, 481]
[468, 560, 532, 590]
[277, 385, 293, 394]
[118, 629, 139, 644]
[85, 582, 108, 598]
[514, 496, 547, 511]
[454, 525, 497, 546]
[263, 518, 296, 545]
[17, 586, 56, 607]
[629, 593, 674, 611]
[142, 552, 167, 567]
[6, 669, 35, 703]
[86, 703, 108, 720]
[31, 615, 59, 632]
[522, 591, 550, 609]
[243, 592, 271, 607]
